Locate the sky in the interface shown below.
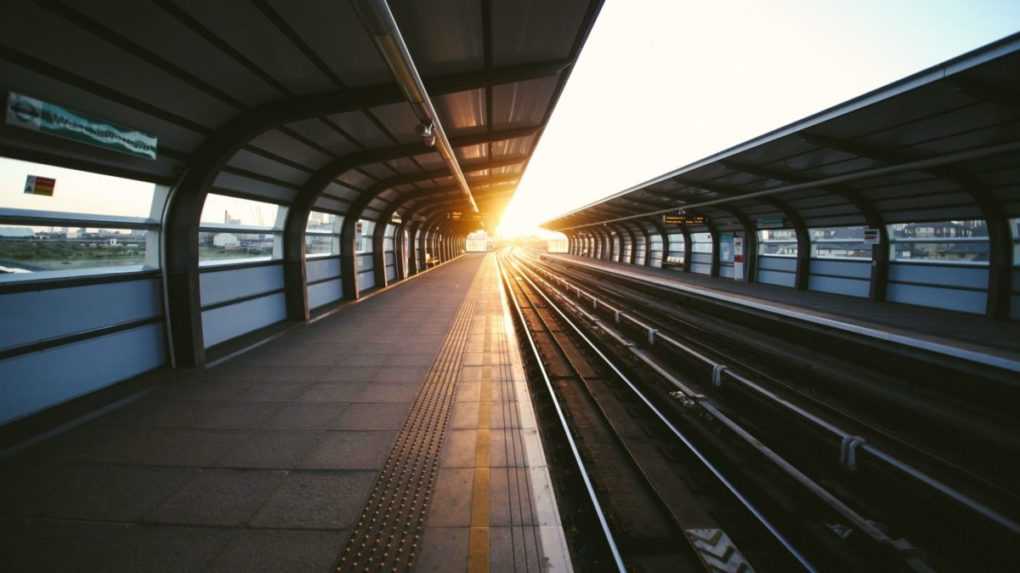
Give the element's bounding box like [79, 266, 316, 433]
[496, 0, 1020, 238]
[0, 156, 277, 227]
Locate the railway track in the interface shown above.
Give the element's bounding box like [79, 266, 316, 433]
[501, 249, 1020, 572]
[502, 253, 835, 572]
[532, 253, 1020, 497]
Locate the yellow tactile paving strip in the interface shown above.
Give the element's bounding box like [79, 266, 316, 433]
[336, 267, 484, 572]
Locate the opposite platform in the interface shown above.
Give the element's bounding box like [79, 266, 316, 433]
[0, 253, 569, 573]
[546, 253, 1020, 372]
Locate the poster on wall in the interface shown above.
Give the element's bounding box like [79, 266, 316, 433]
[6, 92, 158, 160]
[23, 175, 56, 196]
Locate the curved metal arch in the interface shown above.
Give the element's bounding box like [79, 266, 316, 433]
[163, 62, 568, 366]
[644, 215, 668, 267]
[708, 203, 757, 282]
[620, 220, 645, 264]
[395, 177, 521, 215]
[366, 181, 515, 288]
[338, 169, 522, 301]
[608, 222, 632, 264]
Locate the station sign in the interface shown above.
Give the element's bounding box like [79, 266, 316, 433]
[23, 175, 56, 196]
[6, 92, 158, 160]
[663, 210, 705, 226]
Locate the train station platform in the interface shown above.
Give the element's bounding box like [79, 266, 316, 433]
[545, 254, 1020, 372]
[0, 253, 569, 573]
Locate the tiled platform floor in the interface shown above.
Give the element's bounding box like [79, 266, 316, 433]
[0, 254, 568, 573]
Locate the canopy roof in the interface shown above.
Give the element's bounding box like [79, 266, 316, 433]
[0, 0, 603, 230]
[544, 32, 1020, 234]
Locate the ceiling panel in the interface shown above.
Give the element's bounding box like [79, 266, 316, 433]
[248, 129, 333, 170]
[392, 0, 483, 76]
[84, 1, 281, 106]
[327, 111, 392, 149]
[267, 0, 390, 87]
[173, 0, 336, 94]
[284, 118, 362, 158]
[492, 0, 589, 66]
[0, 1, 235, 127]
[435, 89, 486, 132]
[491, 77, 558, 128]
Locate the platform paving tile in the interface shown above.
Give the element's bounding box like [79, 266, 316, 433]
[459, 365, 514, 382]
[490, 526, 543, 573]
[415, 527, 470, 573]
[0, 255, 568, 572]
[449, 401, 512, 430]
[142, 401, 285, 430]
[297, 430, 398, 470]
[266, 403, 352, 430]
[1, 520, 235, 573]
[296, 381, 420, 404]
[146, 469, 287, 526]
[367, 365, 434, 383]
[426, 468, 474, 527]
[461, 352, 513, 366]
[250, 471, 377, 530]
[213, 430, 324, 469]
[198, 365, 334, 383]
[84, 428, 249, 466]
[207, 529, 350, 573]
[490, 468, 539, 526]
[334, 401, 413, 430]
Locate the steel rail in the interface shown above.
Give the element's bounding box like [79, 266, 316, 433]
[497, 256, 626, 573]
[519, 252, 1020, 537]
[506, 254, 817, 572]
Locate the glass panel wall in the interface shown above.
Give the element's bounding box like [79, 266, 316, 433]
[0, 156, 166, 279]
[305, 211, 342, 257]
[665, 231, 685, 265]
[888, 220, 989, 264]
[198, 193, 285, 266]
[757, 229, 798, 256]
[809, 226, 871, 260]
[691, 232, 713, 253]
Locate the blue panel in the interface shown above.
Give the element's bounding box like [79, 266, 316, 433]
[887, 283, 985, 314]
[307, 257, 341, 283]
[0, 278, 161, 351]
[888, 264, 988, 290]
[758, 269, 797, 287]
[810, 259, 871, 279]
[201, 292, 286, 347]
[758, 256, 797, 272]
[720, 266, 734, 279]
[691, 263, 712, 275]
[809, 275, 870, 298]
[359, 270, 376, 291]
[386, 265, 397, 281]
[356, 253, 374, 271]
[308, 279, 342, 309]
[385, 252, 395, 266]
[200, 264, 284, 306]
[0, 323, 165, 425]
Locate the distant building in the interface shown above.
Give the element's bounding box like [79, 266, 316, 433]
[212, 233, 240, 248]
